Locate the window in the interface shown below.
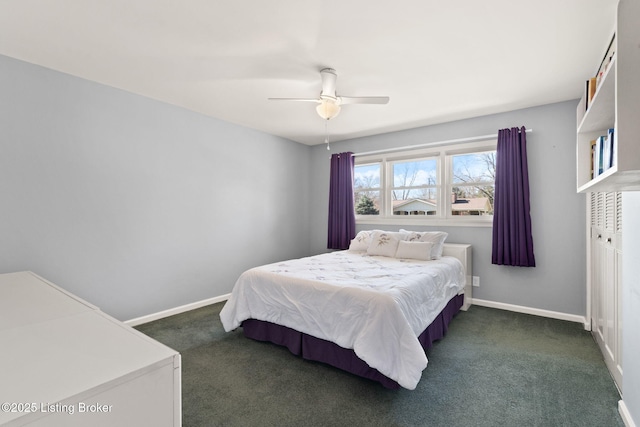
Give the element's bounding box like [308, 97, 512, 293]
[391, 158, 438, 216]
[354, 162, 381, 215]
[450, 151, 495, 216]
[354, 140, 496, 225]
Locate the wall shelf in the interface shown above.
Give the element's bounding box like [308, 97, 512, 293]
[576, 0, 640, 193]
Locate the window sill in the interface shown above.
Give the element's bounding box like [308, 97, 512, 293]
[356, 216, 493, 228]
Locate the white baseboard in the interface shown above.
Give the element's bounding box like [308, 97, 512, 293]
[620, 400, 637, 427]
[125, 293, 231, 327]
[470, 298, 588, 326]
[127, 295, 587, 328]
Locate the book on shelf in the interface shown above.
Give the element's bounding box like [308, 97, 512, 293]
[591, 129, 616, 179]
[602, 133, 611, 173]
[594, 135, 605, 177]
[590, 139, 596, 178]
[586, 77, 597, 111]
[607, 128, 615, 169]
[586, 33, 616, 111]
[596, 33, 616, 88]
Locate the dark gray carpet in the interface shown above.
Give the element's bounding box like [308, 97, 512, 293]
[136, 303, 624, 427]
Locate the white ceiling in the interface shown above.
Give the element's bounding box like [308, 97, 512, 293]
[0, 0, 618, 145]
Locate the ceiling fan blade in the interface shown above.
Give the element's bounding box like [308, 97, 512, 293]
[339, 96, 390, 105]
[319, 68, 338, 98]
[267, 98, 320, 103]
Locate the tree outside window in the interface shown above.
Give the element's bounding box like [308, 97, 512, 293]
[354, 163, 380, 216]
[451, 151, 495, 215]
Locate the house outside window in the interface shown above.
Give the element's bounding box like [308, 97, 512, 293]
[391, 157, 438, 215]
[353, 139, 496, 226]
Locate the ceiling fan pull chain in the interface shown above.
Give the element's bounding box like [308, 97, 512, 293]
[325, 120, 330, 151]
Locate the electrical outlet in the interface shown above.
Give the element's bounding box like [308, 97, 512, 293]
[472, 276, 480, 287]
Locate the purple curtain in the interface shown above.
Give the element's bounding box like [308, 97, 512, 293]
[492, 127, 536, 267]
[327, 152, 356, 250]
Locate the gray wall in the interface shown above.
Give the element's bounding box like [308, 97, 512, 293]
[0, 55, 311, 321]
[0, 53, 588, 321]
[309, 101, 587, 316]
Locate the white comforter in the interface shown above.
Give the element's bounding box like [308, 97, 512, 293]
[219, 250, 465, 390]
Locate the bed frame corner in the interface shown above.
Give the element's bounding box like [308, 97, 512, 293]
[442, 243, 473, 311]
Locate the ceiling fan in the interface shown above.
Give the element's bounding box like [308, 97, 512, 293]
[268, 68, 389, 120]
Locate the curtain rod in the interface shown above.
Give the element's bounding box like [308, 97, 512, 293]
[352, 128, 533, 157]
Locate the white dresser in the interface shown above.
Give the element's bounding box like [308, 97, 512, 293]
[0, 271, 181, 427]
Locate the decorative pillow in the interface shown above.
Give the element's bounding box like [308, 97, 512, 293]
[367, 231, 404, 257]
[349, 230, 373, 251]
[395, 240, 434, 261]
[400, 229, 448, 259]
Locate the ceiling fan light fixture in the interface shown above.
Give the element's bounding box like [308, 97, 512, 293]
[316, 99, 341, 120]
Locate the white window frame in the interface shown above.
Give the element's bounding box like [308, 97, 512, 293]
[354, 139, 497, 227]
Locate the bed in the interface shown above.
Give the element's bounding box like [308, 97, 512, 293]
[220, 230, 472, 390]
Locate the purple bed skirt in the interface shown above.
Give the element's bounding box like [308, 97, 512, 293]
[241, 293, 464, 389]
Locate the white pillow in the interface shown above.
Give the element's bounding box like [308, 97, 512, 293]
[395, 240, 434, 261]
[400, 229, 448, 259]
[367, 231, 403, 257]
[349, 230, 373, 251]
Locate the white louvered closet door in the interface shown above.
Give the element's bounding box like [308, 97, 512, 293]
[589, 191, 622, 388]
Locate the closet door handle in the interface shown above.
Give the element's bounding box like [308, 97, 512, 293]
[606, 237, 612, 243]
[597, 234, 602, 239]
